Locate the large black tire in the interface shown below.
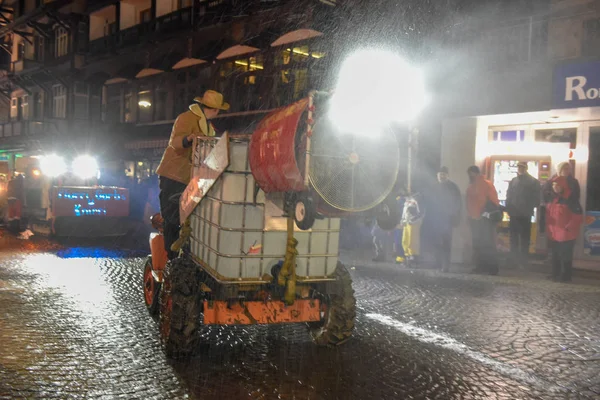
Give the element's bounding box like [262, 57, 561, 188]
[159, 257, 202, 360]
[309, 262, 356, 346]
[143, 256, 161, 318]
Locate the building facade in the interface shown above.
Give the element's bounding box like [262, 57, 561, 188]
[0, 0, 343, 181]
[437, 0, 600, 268]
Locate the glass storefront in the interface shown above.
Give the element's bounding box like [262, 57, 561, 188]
[472, 119, 600, 264]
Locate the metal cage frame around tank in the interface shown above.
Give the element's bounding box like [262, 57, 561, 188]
[188, 134, 341, 285]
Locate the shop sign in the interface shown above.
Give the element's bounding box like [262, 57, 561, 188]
[583, 211, 600, 256]
[554, 61, 600, 109]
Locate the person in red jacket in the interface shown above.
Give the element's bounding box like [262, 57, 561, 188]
[466, 165, 501, 275]
[546, 176, 583, 282]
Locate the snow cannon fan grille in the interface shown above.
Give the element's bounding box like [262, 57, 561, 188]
[308, 118, 400, 212]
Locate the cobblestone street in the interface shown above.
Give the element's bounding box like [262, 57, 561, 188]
[1, 234, 600, 399]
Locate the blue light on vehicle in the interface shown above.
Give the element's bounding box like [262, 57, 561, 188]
[73, 204, 108, 217]
[58, 188, 127, 217]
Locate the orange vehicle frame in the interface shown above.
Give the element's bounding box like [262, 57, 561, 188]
[150, 233, 168, 280]
[203, 299, 322, 325]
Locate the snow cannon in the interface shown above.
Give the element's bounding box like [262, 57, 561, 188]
[249, 91, 401, 230]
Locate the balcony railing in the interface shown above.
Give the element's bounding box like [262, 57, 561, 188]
[10, 46, 71, 74]
[0, 120, 62, 139]
[89, 7, 195, 55]
[155, 7, 193, 35]
[89, 34, 118, 54]
[87, 0, 287, 56]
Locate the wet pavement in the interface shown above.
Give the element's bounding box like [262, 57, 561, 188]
[1, 233, 600, 399]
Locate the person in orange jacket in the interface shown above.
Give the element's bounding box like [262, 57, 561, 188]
[546, 176, 583, 282]
[156, 90, 229, 260]
[466, 165, 501, 275]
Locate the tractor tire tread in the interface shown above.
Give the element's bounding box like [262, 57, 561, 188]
[309, 262, 356, 346]
[160, 258, 202, 360]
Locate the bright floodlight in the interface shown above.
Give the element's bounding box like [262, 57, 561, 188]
[40, 154, 67, 177]
[329, 49, 427, 134]
[73, 155, 99, 180]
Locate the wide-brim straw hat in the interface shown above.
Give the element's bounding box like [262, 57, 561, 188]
[193, 90, 230, 111]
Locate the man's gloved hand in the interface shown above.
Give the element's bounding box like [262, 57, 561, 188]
[182, 134, 195, 148]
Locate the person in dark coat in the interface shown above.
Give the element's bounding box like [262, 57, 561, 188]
[6, 174, 24, 233]
[506, 162, 540, 267]
[371, 218, 390, 262]
[546, 176, 583, 282]
[429, 167, 462, 272]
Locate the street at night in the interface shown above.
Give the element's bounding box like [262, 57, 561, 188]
[4, 0, 600, 398]
[1, 236, 599, 399]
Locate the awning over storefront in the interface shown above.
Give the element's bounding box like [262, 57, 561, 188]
[271, 29, 323, 47]
[105, 77, 128, 85]
[172, 58, 207, 70]
[216, 45, 260, 60]
[135, 68, 164, 79]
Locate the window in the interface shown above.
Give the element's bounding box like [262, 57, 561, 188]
[17, 41, 25, 61]
[491, 130, 524, 142]
[55, 27, 69, 58]
[33, 92, 43, 119]
[138, 88, 153, 123]
[24, 39, 35, 61]
[10, 97, 18, 121]
[52, 84, 67, 118]
[140, 9, 152, 23]
[106, 84, 121, 123]
[177, 0, 192, 9]
[530, 20, 548, 61]
[583, 19, 600, 57]
[21, 95, 29, 120]
[107, 22, 117, 36]
[217, 55, 263, 111]
[36, 36, 44, 62]
[90, 85, 102, 122]
[535, 128, 577, 149]
[155, 89, 167, 121]
[124, 88, 133, 123]
[274, 45, 324, 105]
[73, 82, 88, 120]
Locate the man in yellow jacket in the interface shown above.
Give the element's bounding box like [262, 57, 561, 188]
[156, 90, 229, 259]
